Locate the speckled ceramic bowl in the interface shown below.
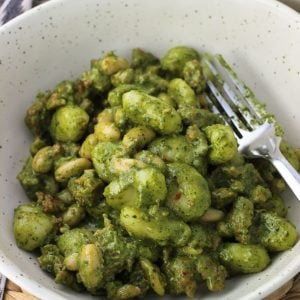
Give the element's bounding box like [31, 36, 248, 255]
[1, 0, 300, 299]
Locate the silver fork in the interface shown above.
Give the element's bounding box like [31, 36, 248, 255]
[203, 55, 300, 200]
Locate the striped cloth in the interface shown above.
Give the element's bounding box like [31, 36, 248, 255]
[0, 0, 48, 25]
[0, 0, 32, 25]
[0, 0, 50, 25]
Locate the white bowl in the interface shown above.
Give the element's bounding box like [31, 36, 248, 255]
[1, 0, 300, 299]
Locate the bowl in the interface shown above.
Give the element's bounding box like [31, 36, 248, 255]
[1, 0, 300, 299]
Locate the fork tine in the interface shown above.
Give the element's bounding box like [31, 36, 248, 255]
[204, 93, 227, 123]
[213, 54, 284, 136]
[204, 92, 242, 140]
[214, 55, 265, 124]
[204, 93, 222, 115]
[205, 79, 245, 138]
[204, 57, 261, 132]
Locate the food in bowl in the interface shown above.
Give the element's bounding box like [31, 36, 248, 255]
[13, 46, 298, 298]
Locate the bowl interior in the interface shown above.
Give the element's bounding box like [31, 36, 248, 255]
[1, 0, 300, 299]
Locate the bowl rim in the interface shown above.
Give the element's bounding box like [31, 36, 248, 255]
[1, 0, 300, 299]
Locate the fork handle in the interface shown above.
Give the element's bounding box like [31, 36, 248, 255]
[270, 150, 300, 201]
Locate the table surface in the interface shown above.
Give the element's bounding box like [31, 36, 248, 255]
[2, 274, 300, 300]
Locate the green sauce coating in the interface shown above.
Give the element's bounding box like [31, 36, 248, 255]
[168, 78, 198, 107]
[161, 46, 199, 76]
[122, 90, 182, 135]
[166, 163, 211, 221]
[50, 105, 89, 142]
[120, 206, 191, 247]
[219, 243, 270, 274]
[13, 203, 54, 251]
[257, 212, 298, 251]
[14, 46, 299, 298]
[104, 167, 167, 209]
[204, 124, 238, 164]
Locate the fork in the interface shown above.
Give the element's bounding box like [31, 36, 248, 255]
[203, 55, 300, 200]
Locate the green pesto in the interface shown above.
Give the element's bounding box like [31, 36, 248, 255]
[134, 66, 169, 94]
[68, 169, 104, 207]
[107, 84, 152, 107]
[219, 243, 270, 274]
[81, 67, 111, 93]
[45, 81, 74, 110]
[91, 141, 128, 182]
[131, 48, 159, 69]
[166, 163, 211, 221]
[212, 187, 237, 208]
[134, 150, 167, 174]
[25, 92, 51, 136]
[79, 134, 98, 159]
[122, 126, 155, 153]
[122, 90, 182, 135]
[280, 140, 300, 171]
[161, 46, 199, 76]
[120, 206, 191, 247]
[13, 203, 54, 251]
[94, 218, 137, 277]
[250, 185, 272, 204]
[62, 204, 86, 227]
[257, 212, 298, 252]
[94, 108, 121, 143]
[78, 244, 104, 291]
[50, 105, 89, 142]
[111, 68, 135, 87]
[157, 92, 176, 107]
[240, 163, 264, 195]
[32, 144, 62, 174]
[57, 228, 94, 256]
[38, 244, 83, 291]
[61, 142, 81, 157]
[106, 282, 142, 300]
[128, 264, 151, 296]
[182, 59, 207, 93]
[204, 124, 238, 164]
[217, 197, 254, 244]
[168, 78, 198, 107]
[29, 136, 48, 155]
[98, 52, 129, 75]
[196, 254, 228, 291]
[256, 194, 287, 217]
[54, 268, 83, 291]
[38, 244, 64, 275]
[148, 135, 207, 173]
[17, 156, 43, 200]
[178, 105, 222, 128]
[179, 224, 221, 256]
[140, 258, 166, 296]
[57, 189, 75, 206]
[15, 46, 298, 298]
[104, 167, 167, 209]
[114, 106, 128, 131]
[163, 255, 198, 297]
[136, 240, 160, 262]
[54, 157, 92, 183]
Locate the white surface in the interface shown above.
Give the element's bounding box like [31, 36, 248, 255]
[0, 0, 300, 299]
